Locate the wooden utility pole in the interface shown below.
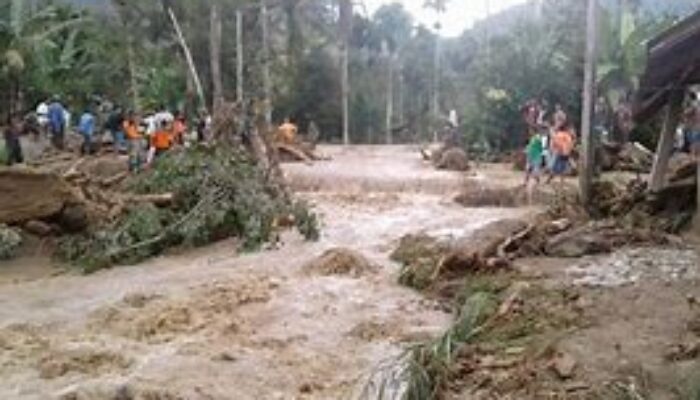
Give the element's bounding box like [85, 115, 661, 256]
[649, 88, 683, 192]
[579, 0, 599, 208]
[384, 41, 394, 145]
[236, 10, 244, 104]
[165, 5, 206, 111]
[261, 1, 272, 127]
[432, 34, 441, 120]
[210, 2, 223, 108]
[339, 0, 352, 145]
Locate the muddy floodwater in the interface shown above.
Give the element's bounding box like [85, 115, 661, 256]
[0, 146, 534, 399]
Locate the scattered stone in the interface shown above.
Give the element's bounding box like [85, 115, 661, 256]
[545, 225, 612, 258]
[551, 351, 577, 379]
[568, 248, 699, 287]
[213, 352, 237, 362]
[664, 341, 700, 362]
[23, 220, 53, 237]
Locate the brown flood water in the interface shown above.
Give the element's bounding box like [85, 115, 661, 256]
[0, 146, 534, 399]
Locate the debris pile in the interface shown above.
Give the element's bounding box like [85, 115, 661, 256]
[393, 219, 527, 293]
[600, 141, 654, 172]
[303, 248, 378, 278]
[57, 146, 319, 272]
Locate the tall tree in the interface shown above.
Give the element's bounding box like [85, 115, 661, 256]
[423, 0, 448, 121]
[372, 3, 413, 144]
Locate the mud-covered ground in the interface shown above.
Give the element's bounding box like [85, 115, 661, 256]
[0, 146, 533, 399]
[1, 145, 697, 400]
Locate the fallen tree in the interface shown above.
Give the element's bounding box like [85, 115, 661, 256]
[57, 145, 319, 272]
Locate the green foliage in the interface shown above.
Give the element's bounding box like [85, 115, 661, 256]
[363, 290, 497, 400]
[58, 146, 319, 272]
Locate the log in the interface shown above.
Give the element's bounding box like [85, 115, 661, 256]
[275, 143, 313, 164]
[127, 193, 174, 207]
[100, 172, 129, 187]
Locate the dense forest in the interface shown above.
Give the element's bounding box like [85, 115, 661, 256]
[1, 0, 699, 148]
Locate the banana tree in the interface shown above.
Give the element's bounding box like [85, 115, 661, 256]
[596, 5, 673, 141]
[0, 0, 86, 112]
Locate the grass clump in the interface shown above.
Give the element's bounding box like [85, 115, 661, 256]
[57, 145, 319, 272]
[0, 224, 22, 260]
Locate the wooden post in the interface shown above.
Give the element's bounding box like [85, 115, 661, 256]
[236, 10, 244, 104]
[580, 0, 599, 208]
[261, 1, 272, 127]
[649, 88, 683, 192]
[696, 160, 700, 234]
[384, 41, 394, 145]
[210, 2, 223, 108]
[339, 0, 352, 145]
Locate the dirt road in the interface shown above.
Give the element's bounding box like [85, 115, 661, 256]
[0, 146, 533, 399]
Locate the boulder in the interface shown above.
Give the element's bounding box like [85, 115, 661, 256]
[55, 204, 89, 233]
[0, 168, 77, 224]
[23, 220, 54, 237]
[545, 226, 612, 258]
[441, 219, 529, 272]
[436, 148, 470, 172]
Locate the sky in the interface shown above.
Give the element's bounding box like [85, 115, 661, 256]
[363, 0, 529, 37]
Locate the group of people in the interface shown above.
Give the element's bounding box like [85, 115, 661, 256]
[2, 95, 212, 170]
[521, 100, 577, 191]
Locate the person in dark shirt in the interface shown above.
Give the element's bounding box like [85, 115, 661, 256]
[4, 113, 25, 166]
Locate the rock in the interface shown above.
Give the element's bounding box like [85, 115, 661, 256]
[0, 168, 77, 224]
[442, 219, 529, 271]
[551, 352, 577, 379]
[545, 226, 612, 258]
[23, 220, 53, 237]
[56, 204, 89, 233]
[0, 224, 22, 260]
[436, 148, 470, 171]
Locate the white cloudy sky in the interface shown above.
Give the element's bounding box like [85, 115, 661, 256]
[363, 0, 528, 37]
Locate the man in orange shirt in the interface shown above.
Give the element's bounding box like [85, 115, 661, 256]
[147, 120, 173, 165]
[123, 111, 143, 172]
[276, 118, 298, 145]
[548, 123, 575, 184]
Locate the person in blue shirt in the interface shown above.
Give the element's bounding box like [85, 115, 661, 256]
[78, 108, 96, 155]
[47, 96, 66, 150]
